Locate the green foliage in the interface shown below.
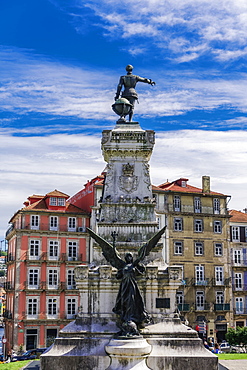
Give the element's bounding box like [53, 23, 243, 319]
[0, 360, 32, 369]
[0, 271, 5, 277]
[226, 326, 247, 346]
[217, 353, 247, 360]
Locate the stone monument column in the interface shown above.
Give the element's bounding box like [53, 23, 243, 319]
[92, 122, 162, 264]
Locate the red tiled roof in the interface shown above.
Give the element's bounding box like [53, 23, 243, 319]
[229, 210, 247, 223]
[157, 179, 224, 195]
[22, 199, 88, 214]
[45, 190, 69, 198]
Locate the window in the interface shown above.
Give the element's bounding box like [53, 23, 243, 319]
[48, 240, 59, 260]
[174, 217, 183, 231]
[30, 215, 39, 230]
[245, 227, 247, 242]
[29, 240, 40, 260]
[174, 241, 183, 255]
[49, 216, 58, 231]
[232, 227, 240, 242]
[195, 265, 204, 284]
[67, 269, 76, 289]
[58, 198, 65, 206]
[174, 195, 181, 212]
[68, 241, 78, 260]
[156, 217, 161, 229]
[68, 217, 77, 232]
[214, 220, 222, 233]
[27, 297, 38, 318]
[195, 242, 203, 256]
[234, 250, 241, 264]
[48, 269, 58, 289]
[215, 266, 224, 285]
[49, 197, 57, 206]
[215, 243, 223, 256]
[194, 219, 203, 232]
[194, 197, 201, 213]
[216, 291, 224, 304]
[213, 198, 220, 214]
[235, 273, 242, 290]
[235, 297, 244, 314]
[28, 269, 39, 289]
[176, 291, 184, 305]
[66, 297, 78, 319]
[196, 291, 204, 310]
[47, 297, 58, 318]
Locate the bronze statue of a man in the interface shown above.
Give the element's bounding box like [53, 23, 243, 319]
[115, 65, 155, 122]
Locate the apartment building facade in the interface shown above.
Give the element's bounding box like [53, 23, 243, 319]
[5, 190, 89, 352]
[153, 176, 233, 342]
[229, 209, 247, 327]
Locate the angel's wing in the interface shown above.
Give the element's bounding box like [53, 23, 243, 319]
[135, 225, 167, 264]
[87, 228, 125, 270]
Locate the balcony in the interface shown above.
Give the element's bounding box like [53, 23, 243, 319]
[13, 223, 86, 233]
[23, 252, 84, 263]
[192, 278, 210, 286]
[156, 203, 226, 215]
[23, 281, 67, 291]
[195, 303, 210, 311]
[177, 303, 190, 312]
[211, 278, 231, 287]
[214, 303, 230, 311]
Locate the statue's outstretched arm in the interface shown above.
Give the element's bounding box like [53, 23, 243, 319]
[137, 76, 156, 86]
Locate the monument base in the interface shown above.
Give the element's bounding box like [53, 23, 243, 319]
[40, 317, 218, 370]
[105, 338, 151, 370]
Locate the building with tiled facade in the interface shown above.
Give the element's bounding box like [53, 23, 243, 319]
[5, 190, 89, 352]
[229, 209, 247, 327]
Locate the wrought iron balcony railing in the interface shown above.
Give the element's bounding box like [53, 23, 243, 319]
[177, 303, 190, 312]
[214, 303, 230, 311]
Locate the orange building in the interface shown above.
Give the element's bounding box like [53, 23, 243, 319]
[5, 190, 89, 352]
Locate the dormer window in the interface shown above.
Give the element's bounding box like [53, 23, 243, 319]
[49, 197, 65, 206]
[58, 198, 65, 206]
[50, 197, 57, 206]
[181, 180, 187, 188]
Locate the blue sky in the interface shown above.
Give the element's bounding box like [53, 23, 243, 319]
[1, 0, 247, 240]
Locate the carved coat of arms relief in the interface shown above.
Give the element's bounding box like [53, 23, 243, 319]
[118, 163, 139, 193]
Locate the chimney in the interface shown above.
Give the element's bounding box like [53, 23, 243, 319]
[202, 176, 210, 193]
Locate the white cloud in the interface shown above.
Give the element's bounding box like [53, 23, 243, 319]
[1, 129, 247, 240]
[68, 0, 247, 62]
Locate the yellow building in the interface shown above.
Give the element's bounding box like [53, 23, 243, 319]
[229, 209, 247, 328]
[153, 176, 233, 342]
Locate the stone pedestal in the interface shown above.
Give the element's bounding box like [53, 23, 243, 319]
[40, 317, 218, 370]
[105, 338, 151, 370]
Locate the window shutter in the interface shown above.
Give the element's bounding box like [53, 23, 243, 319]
[243, 248, 247, 266]
[240, 227, 246, 242]
[244, 271, 247, 291]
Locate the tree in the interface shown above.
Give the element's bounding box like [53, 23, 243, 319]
[226, 327, 247, 352]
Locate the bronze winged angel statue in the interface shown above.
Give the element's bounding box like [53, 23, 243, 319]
[87, 226, 166, 337]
